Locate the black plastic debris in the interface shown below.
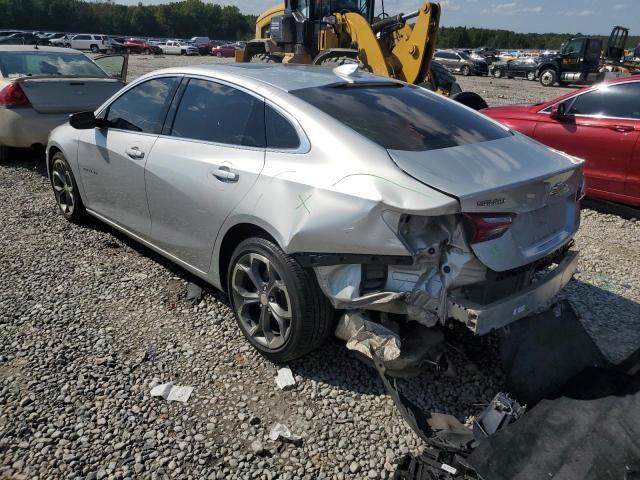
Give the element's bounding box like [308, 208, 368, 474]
[370, 348, 476, 454]
[472, 392, 525, 440]
[467, 365, 640, 480]
[393, 448, 477, 480]
[498, 300, 606, 405]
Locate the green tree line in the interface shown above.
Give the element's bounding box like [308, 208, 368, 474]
[1, 0, 639, 49]
[0, 0, 257, 40]
[437, 26, 640, 51]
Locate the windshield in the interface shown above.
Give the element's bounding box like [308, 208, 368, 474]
[0, 52, 108, 78]
[292, 84, 509, 151]
[458, 51, 471, 59]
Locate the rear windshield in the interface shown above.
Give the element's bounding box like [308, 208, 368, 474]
[291, 84, 509, 151]
[0, 52, 107, 78]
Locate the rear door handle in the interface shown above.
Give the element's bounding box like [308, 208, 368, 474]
[211, 167, 238, 182]
[126, 147, 145, 159]
[609, 125, 635, 133]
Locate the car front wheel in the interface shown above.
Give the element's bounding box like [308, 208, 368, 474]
[50, 152, 86, 224]
[228, 237, 334, 362]
[540, 69, 557, 87]
[461, 65, 471, 76]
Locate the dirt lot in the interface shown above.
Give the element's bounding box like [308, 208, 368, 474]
[0, 55, 639, 480]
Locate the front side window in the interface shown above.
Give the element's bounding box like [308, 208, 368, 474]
[171, 79, 265, 147]
[105, 76, 179, 133]
[292, 84, 510, 151]
[567, 82, 640, 119]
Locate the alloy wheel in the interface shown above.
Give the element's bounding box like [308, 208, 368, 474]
[541, 71, 554, 86]
[52, 159, 75, 216]
[231, 253, 292, 350]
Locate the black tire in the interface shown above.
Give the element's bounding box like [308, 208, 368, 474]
[144, 48, 151, 55]
[0, 145, 9, 163]
[181, 50, 186, 56]
[90, 44, 99, 53]
[539, 68, 557, 87]
[461, 65, 471, 76]
[216, 52, 222, 57]
[317, 56, 361, 68]
[50, 152, 86, 224]
[249, 53, 282, 64]
[452, 91, 489, 110]
[493, 69, 503, 78]
[227, 237, 334, 362]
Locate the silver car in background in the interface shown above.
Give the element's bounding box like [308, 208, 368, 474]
[0, 46, 127, 162]
[46, 64, 583, 363]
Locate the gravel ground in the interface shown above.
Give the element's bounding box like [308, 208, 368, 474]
[1, 57, 639, 479]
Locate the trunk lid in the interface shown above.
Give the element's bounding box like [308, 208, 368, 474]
[16, 77, 122, 113]
[388, 134, 583, 272]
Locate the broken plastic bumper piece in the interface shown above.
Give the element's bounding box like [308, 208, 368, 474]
[448, 250, 579, 335]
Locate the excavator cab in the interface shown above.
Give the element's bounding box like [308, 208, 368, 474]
[239, 0, 488, 107]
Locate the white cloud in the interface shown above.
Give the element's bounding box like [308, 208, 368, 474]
[578, 9, 596, 16]
[480, 2, 542, 15]
[613, 3, 628, 9]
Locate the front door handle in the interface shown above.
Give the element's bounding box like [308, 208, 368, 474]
[126, 147, 145, 159]
[211, 167, 238, 182]
[609, 125, 635, 133]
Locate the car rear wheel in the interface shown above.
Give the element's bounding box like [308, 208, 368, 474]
[539, 69, 557, 87]
[228, 237, 334, 362]
[216, 52, 222, 57]
[144, 48, 151, 55]
[90, 44, 99, 53]
[493, 69, 503, 78]
[461, 65, 471, 76]
[50, 152, 86, 224]
[527, 71, 536, 81]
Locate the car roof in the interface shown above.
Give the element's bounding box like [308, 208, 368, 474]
[0, 45, 84, 54]
[148, 63, 399, 92]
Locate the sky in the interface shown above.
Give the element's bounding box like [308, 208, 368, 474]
[114, 0, 631, 35]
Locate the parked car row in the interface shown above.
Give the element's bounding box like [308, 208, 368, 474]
[434, 49, 489, 76]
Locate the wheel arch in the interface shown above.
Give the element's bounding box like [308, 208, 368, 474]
[216, 221, 282, 292]
[536, 62, 558, 76]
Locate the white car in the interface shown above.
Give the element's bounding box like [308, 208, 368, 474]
[0, 46, 127, 162]
[69, 34, 111, 53]
[161, 40, 198, 56]
[49, 35, 70, 48]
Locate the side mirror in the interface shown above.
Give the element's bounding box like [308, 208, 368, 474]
[69, 111, 97, 130]
[550, 102, 566, 118]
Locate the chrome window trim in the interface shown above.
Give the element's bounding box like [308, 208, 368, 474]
[537, 79, 640, 121]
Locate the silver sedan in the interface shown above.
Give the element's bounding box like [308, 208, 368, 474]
[46, 64, 584, 363]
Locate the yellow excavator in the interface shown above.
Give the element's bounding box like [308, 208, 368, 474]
[236, 0, 487, 109]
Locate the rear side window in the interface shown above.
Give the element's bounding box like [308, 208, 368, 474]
[106, 76, 179, 134]
[171, 79, 265, 148]
[567, 82, 640, 119]
[292, 84, 509, 151]
[266, 105, 300, 150]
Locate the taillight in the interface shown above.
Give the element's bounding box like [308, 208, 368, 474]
[0, 82, 31, 108]
[463, 213, 515, 244]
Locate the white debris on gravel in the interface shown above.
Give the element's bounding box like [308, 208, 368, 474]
[0, 70, 638, 479]
[150, 382, 194, 403]
[269, 423, 303, 444]
[275, 366, 297, 390]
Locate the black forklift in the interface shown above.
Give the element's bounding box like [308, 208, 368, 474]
[536, 26, 637, 86]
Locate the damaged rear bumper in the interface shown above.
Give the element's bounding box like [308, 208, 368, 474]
[448, 250, 579, 335]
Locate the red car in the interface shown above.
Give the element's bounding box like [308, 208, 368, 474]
[123, 38, 161, 55]
[483, 77, 640, 207]
[210, 44, 235, 58]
